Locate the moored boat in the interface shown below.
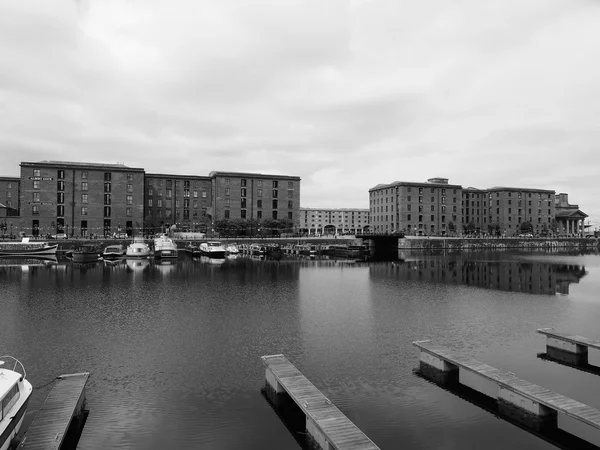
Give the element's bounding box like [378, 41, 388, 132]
[0, 238, 58, 256]
[250, 243, 266, 256]
[0, 355, 33, 450]
[126, 237, 152, 258]
[103, 244, 126, 259]
[185, 242, 201, 257]
[199, 241, 226, 258]
[225, 243, 239, 254]
[72, 244, 101, 263]
[153, 234, 178, 259]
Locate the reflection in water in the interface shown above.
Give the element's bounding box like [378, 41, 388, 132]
[374, 255, 587, 295]
[415, 369, 599, 450]
[0, 252, 598, 449]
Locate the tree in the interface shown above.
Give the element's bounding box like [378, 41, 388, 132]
[464, 221, 476, 235]
[550, 218, 559, 234]
[488, 223, 501, 237]
[448, 221, 456, 235]
[520, 221, 533, 234]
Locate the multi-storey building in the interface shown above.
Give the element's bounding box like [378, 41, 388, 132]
[370, 177, 561, 236]
[369, 177, 463, 235]
[483, 187, 556, 236]
[19, 161, 145, 237]
[144, 173, 212, 234]
[0, 176, 19, 218]
[298, 208, 369, 235]
[208, 171, 301, 232]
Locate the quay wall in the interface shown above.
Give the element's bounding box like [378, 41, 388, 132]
[398, 237, 599, 251]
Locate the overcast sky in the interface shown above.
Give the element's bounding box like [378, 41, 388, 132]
[1, 0, 599, 225]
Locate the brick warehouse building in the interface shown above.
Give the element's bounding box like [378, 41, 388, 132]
[19, 161, 145, 237]
[144, 173, 212, 234]
[298, 208, 370, 236]
[369, 177, 463, 235]
[370, 177, 568, 236]
[208, 171, 301, 233]
[10, 161, 301, 237]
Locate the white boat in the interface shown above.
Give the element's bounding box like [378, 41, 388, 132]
[225, 244, 239, 254]
[0, 356, 33, 450]
[199, 241, 226, 258]
[103, 244, 126, 259]
[126, 237, 151, 258]
[153, 234, 178, 259]
[0, 238, 58, 256]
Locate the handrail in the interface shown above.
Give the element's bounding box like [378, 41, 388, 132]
[0, 355, 27, 381]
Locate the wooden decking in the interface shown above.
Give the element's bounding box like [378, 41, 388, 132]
[537, 328, 600, 350]
[262, 355, 380, 450]
[19, 372, 89, 450]
[413, 341, 600, 430]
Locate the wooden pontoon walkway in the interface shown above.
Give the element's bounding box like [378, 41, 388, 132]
[414, 341, 600, 439]
[262, 354, 379, 450]
[18, 372, 90, 450]
[538, 328, 600, 351]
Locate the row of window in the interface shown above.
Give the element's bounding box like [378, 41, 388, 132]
[148, 179, 203, 188]
[32, 169, 136, 181]
[32, 205, 135, 217]
[223, 210, 293, 220]
[148, 189, 207, 198]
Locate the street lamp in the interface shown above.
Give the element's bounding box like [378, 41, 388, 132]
[10, 222, 12, 239]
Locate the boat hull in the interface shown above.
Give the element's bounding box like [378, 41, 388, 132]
[72, 252, 100, 263]
[155, 249, 178, 259]
[200, 250, 226, 258]
[0, 243, 58, 256]
[0, 378, 32, 450]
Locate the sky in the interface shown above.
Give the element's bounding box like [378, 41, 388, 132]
[1, 0, 599, 226]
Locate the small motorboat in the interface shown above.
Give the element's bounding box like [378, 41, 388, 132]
[0, 355, 33, 450]
[103, 244, 126, 259]
[126, 237, 152, 258]
[153, 234, 178, 259]
[185, 242, 201, 257]
[72, 244, 101, 263]
[199, 241, 226, 258]
[225, 243, 240, 254]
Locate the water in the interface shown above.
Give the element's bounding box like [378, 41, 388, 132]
[1, 251, 600, 449]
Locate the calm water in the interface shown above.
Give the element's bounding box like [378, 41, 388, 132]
[2, 250, 600, 450]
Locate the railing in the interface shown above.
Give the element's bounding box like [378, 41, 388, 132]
[0, 355, 27, 381]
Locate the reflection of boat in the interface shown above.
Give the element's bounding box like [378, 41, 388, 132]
[327, 244, 368, 258]
[103, 244, 125, 259]
[0, 355, 33, 450]
[0, 238, 58, 256]
[126, 237, 151, 258]
[200, 241, 226, 258]
[103, 258, 125, 267]
[72, 245, 101, 263]
[153, 235, 178, 259]
[0, 255, 58, 266]
[125, 258, 150, 272]
[265, 244, 283, 260]
[200, 256, 225, 265]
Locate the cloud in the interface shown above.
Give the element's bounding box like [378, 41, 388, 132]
[1, 0, 599, 225]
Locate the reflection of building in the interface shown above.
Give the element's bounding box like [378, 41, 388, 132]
[19, 161, 145, 237]
[298, 208, 370, 235]
[555, 193, 588, 236]
[369, 177, 584, 237]
[372, 258, 587, 295]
